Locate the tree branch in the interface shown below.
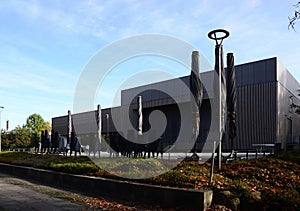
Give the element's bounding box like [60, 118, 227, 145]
[289, 2, 300, 30]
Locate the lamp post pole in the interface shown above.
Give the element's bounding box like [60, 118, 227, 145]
[106, 114, 110, 155]
[0, 106, 4, 152]
[208, 29, 230, 170]
[289, 96, 294, 144]
[106, 114, 109, 140]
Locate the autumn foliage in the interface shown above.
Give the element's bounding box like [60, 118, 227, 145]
[0, 150, 299, 210]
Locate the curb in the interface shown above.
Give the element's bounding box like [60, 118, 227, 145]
[0, 163, 212, 210]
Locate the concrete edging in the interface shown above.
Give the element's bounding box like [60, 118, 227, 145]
[0, 163, 212, 210]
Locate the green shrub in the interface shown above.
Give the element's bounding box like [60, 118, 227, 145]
[48, 162, 99, 175]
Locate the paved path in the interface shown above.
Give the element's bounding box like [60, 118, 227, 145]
[0, 173, 93, 211]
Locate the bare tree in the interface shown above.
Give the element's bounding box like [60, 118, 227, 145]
[289, 2, 300, 30]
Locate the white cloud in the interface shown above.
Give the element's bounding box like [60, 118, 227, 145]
[1, 0, 300, 129]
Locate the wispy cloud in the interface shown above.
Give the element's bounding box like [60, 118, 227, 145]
[1, 0, 300, 129]
[0, 52, 75, 95]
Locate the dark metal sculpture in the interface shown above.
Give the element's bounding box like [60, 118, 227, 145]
[51, 131, 59, 154]
[40, 130, 45, 153]
[226, 53, 237, 150]
[189, 51, 203, 153]
[67, 110, 72, 145]
[96, 104, 102, 157]
[97, 104, 101, 139]
[44, 130, 50, 153]
[70, 131, 81, 156]
[137, 96, 143, 135]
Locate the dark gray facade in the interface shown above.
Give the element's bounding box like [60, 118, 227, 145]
[52, 57, 300, 151]
[232, 58, 300, 150]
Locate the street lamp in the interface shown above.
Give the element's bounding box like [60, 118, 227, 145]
[289, 96, 294, 144]
[0, 106, 4, 152]
[208, 29, 230, 170]
[106, 114, 110, 156]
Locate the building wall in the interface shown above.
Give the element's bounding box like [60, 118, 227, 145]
[235, 57, 276, 87]
[276, 58, 300, 150]
[232, 82, 277, 150]
[52, 108, 114, 136]
[52, 57, 300, 151]
[52, 116, 68, 136]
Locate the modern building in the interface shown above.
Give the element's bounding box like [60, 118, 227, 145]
[52, 57, 300, 152]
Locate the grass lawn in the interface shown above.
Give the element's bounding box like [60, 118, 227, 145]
[0, 150, 299, 210]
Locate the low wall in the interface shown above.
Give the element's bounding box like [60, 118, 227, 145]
[0, 163, 212, 210]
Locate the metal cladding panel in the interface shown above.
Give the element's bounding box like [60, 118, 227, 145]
[276, 58, 300, 150]
[201, 71, 214, 99]
[231, 82, 277, 150]
[235, 66, 242, 88]
[242, 63, 254, 85]
[141, 104, 182, 144]
[121, 77, 190, 105]
[72, 111, 98, 135]
[277, 58, 300, 98]
[277, 83, 300, 149]
[265, 59, 277, 81]
[234, 58, 276, 87]
[101, 108, 114, 133]
[52, 116, 68, 135]
[121, 75, 210, 106]
[253, 61, 266, 83]
[198, 99, 211, 147]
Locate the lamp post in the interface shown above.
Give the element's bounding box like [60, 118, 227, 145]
[106, 113, 110, 155]
[289, 96, 294, 144]
[0, 106, 4, 152]
[106, 114, 109, 139]
[208, 29, 230, 170]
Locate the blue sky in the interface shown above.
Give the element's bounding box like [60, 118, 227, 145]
[1, 0, 300, 129]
